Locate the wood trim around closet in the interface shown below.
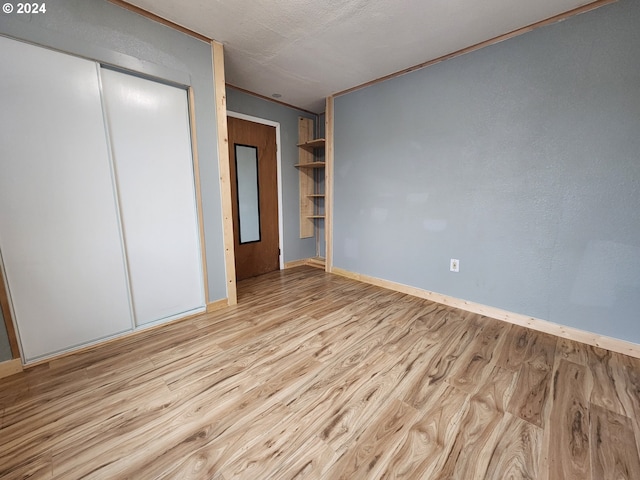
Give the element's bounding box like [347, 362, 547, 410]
[187, 86, 210, 305]
[0, 270, 21, 359]
[212, 40, 238, 305]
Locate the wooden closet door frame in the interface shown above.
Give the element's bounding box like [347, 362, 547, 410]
[227, 111, 284, 272]
[187, 87, 210, 306]
[0, 266, 20, 359]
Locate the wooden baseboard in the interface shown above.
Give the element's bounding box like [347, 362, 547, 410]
[206, 298, 228, 313]
[332, 267, 640, 359]
[306, 257, 326, 269]
[284, 259, 309, 269]
[0, 358, 23, 379]
[284, 257, 326, 270]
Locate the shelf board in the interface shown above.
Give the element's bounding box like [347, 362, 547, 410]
[307, 194, 325, 198]
[295, 162, 326, 168]
[307, 215, 325, 219]
[297, 138, 326, 149]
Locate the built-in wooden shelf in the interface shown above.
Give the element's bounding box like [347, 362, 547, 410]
[295, 162, 326, 168]
[298, 117, 325, 240]
[297, 138, 326, 149]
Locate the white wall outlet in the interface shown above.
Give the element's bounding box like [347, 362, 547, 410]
[450, 258, 460, 272]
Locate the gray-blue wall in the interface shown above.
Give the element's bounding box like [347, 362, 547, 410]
[334, 0, 640, 344]
[0, 0, 228, 361]
[227, 88, 317, 262]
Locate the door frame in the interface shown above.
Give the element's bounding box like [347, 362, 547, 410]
[227, 111, 284, 271]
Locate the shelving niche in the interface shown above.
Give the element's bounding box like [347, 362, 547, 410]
[296, 117, 325, 244]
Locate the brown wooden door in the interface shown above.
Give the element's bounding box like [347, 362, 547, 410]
[227, 116, 279, 280]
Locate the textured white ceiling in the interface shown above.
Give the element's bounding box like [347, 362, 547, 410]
[125, 0, 596, 113]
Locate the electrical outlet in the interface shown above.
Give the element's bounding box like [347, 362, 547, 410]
[450, 258, 459, 272]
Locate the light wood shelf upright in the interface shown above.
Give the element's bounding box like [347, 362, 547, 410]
[296, 117, 325, 241]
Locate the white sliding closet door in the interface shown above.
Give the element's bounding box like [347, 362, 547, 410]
[0, 37, 133, 362]
[100, 69, 205, 326]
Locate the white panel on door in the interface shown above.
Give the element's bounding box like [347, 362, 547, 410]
[0, 37, 133, 362]
[100, 68, 205, 326]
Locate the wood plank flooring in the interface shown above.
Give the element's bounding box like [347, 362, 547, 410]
[1, 266, 639, 479]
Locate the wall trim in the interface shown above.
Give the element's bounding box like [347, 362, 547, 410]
[284, 259, 309, 269]
[206, 298, 228, 313]
[306, 257, 326, 270]
[108, 0, 211, 43]
[187, 86, 210, 305]
[324, 96, 335, 273]
[284, 258, 326, 270]
[333, 0, 617, 99]
[0, 265, 20, 358]
[0, 358, 22, 379]
[332, 267, 640, 359]
[226, 84, 317, 116]
[212, 40, 238, 305]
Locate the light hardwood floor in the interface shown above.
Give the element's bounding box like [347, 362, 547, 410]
[1, 266, 639, 479]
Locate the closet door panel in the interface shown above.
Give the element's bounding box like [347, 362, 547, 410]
[0, 37, 133, 361]
[101, 69, 205, 326]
